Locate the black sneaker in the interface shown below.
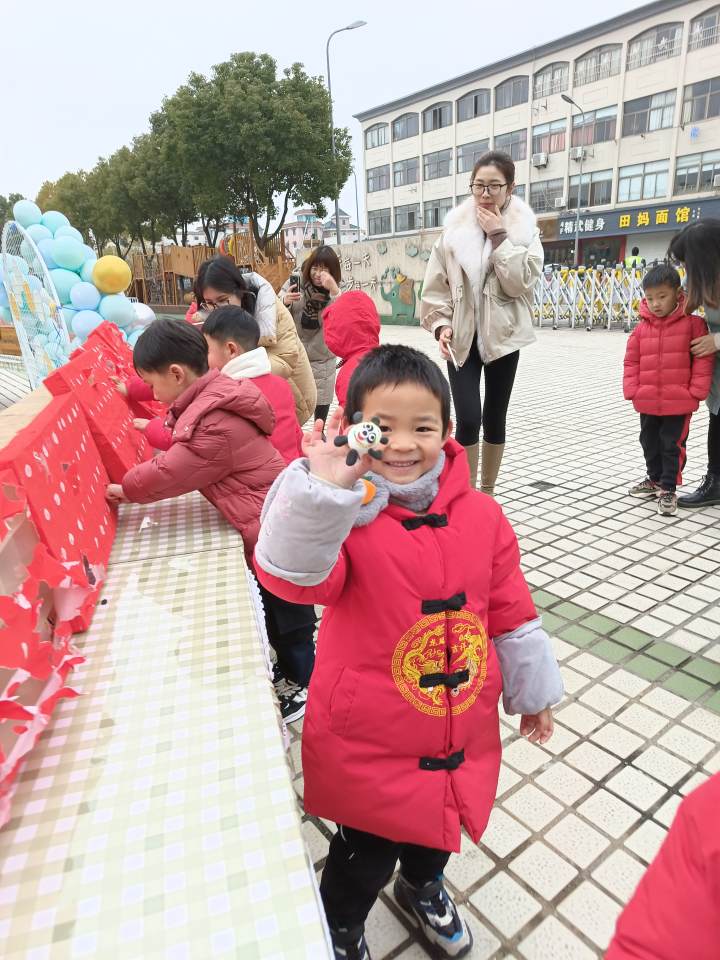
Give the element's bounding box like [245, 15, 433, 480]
[678, 473, 720, 508]
[276, 678, 307, 723]
[394, 874, 473, 958]
[271, 662, 284, 688]
[330, 924, 371, 960]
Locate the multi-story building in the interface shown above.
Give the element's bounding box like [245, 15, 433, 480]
[355, 0, 720, 266]
[281, 208, 324, 257]
[323, 208, 365, 245]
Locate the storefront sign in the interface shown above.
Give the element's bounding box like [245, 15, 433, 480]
[558, 198, 720, 238]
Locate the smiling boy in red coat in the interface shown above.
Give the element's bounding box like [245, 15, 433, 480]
[254, 345, 563, 960]
[624, 264, 714, 516]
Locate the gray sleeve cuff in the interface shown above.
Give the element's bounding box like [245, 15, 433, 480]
[256, 459, 364, 586]
[493, 617, 565, 715]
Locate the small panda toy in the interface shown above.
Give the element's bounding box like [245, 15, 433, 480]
[334, 412, 389, 466]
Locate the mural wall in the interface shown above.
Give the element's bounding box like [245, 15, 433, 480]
[297, 232, 442, 324]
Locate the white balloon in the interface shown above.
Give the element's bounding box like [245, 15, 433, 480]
[133, 302, 156, 327]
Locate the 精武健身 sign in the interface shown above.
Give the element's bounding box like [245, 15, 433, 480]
[558, 198, 720, 238]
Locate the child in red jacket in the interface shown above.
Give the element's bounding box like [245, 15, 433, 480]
[322, 290, 381, 407]
[255, 345, 563, 960]
[107, 319, 316, 723]
[624, 264, 714, 516]
[128, 307, 303, 466]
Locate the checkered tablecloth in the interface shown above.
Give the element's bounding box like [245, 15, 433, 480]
[0, 494, 331, 959]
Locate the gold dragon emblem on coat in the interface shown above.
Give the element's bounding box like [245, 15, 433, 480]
[391, 611, 489, 717]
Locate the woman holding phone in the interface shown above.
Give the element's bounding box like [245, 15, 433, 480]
[420, 150, 543, 494]
[280, 245, 342, 425]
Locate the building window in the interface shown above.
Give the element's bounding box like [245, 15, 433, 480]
[529, 179, 565, 213]
[367, 207, 391, 236]
[494, 129, 527, 162]
[365, 124, 389, 149]
[495, 76, 529, 111]
[392, 112, 419, 141]
[682, 76, 720, 124]
[457, 139, 490, 174]
[513, 184, 526, 201]
[456, 193, 470, 204]
[571, 106, 617, 146]
[622, 90, 675, 137]
[675, 150, 720, 193]
[532, 120, 566, 155]
[533, 62, 569, 99]
[627, 24, 683, 70]
[422, 102, 452, 132]
[457, 89, 491, 122]
[574, 45, 622, 86]
[423, 198, 453, 228]
[423, 148, 453, 181]
[568, 169, 614, 207]
[618, 161, 669, 201]
[395, 203, 421, 233]
[366, 165, 390, 193]
[689, 7, 720, 50]
[393, 157, 419, 187]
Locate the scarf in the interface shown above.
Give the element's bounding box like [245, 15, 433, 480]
[301, 280, 332, 328]
[354, 452, 446, 527]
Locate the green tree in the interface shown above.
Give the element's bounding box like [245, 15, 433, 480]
[0, 193, 25, 233]
[130, 130, 196, 248]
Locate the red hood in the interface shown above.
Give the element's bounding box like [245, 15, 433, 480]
[323, 291, 381, 361]
[638, 292, 690, 325]
[169, 369, 275, 439]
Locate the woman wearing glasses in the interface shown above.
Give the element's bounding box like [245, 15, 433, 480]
[194, 256, 317, 424]
[420, 151, 543, 494]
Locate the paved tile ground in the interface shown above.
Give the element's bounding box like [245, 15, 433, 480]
[291, 326, 719, 959]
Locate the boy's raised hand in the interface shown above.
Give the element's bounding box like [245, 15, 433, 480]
[520, 708, 554, 745]
[303, 407, 372, 490]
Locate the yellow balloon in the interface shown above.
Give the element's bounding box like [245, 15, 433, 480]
[92, 255, 132, 295]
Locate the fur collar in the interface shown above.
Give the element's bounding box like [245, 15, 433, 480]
[442, 196, 538, 289]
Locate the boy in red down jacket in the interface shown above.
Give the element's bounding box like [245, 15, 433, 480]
[322, 290, 381, 407]
[606, 772, 720, 960]
[255, 345, 563, 960]
[128, 307, 303, 465]
[106, 319, 316, 724]
[624, 264, 714, 517]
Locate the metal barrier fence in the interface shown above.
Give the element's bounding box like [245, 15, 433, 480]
[533, 265, 688, 331]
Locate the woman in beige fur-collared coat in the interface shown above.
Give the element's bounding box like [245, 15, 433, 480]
[420, 150, 544, 494]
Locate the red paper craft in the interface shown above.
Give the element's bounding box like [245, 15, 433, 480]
[83, 321, 163, 419]
[44, 343, 152, 482]
[0, 395, 116, 632]
[0, 472, 84, 827]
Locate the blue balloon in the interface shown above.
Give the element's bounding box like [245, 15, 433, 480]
[72, 309, 103, 341]
[82, 244, 97, 263]
[27, 275, 43, 293]
[80, 259, 96, 283]
[61, 306, 77, 327]
[13, 199, 43, 228]
[0, 284, 9, 309]
[99, 293, 135, 328]
[38, 238, 58, 269]
[41, 210, 70, 234]
[0, 305, 12, 323]
[52, 237, 85, 271]
[15, 257, 30, 277]
[70, 281, 101, 311]
[49, 268, 80, 304]
[54, 225, 84, 243]
[127, 328, 144, 347]
[26, 223, 53, 244]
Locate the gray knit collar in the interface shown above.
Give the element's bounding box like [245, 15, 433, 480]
[354, 451, 446, 527]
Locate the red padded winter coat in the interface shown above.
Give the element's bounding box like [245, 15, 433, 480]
[322, 291, 381, 406]
[623, 297, 713, 415]
[256, 440, 538, 851]
[122, 370, 284, 559]
[606, 773, 720, 960]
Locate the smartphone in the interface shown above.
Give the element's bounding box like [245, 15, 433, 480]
[288, 275, 300, 293]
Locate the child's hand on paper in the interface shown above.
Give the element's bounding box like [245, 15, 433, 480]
[133, 418, 149, 432]
[111, 376, 128, 397]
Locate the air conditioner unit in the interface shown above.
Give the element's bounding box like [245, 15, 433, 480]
[714, 173, 720, 188]
[531, 152, 548, 168]
[554, 197, 566, 209]
[570, 146, 585, 161]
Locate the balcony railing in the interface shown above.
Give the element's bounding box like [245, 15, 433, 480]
[689, 24, 720, 51]
[627, 38, 682, 71]
[574, 59, 621, 87]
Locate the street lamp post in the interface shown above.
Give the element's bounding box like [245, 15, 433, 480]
[352, 169, 361, 244]
[326, 21, 367, 246]
[561, 92, 586, 268]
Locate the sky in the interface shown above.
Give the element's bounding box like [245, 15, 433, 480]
[1, 0, 640, 226]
